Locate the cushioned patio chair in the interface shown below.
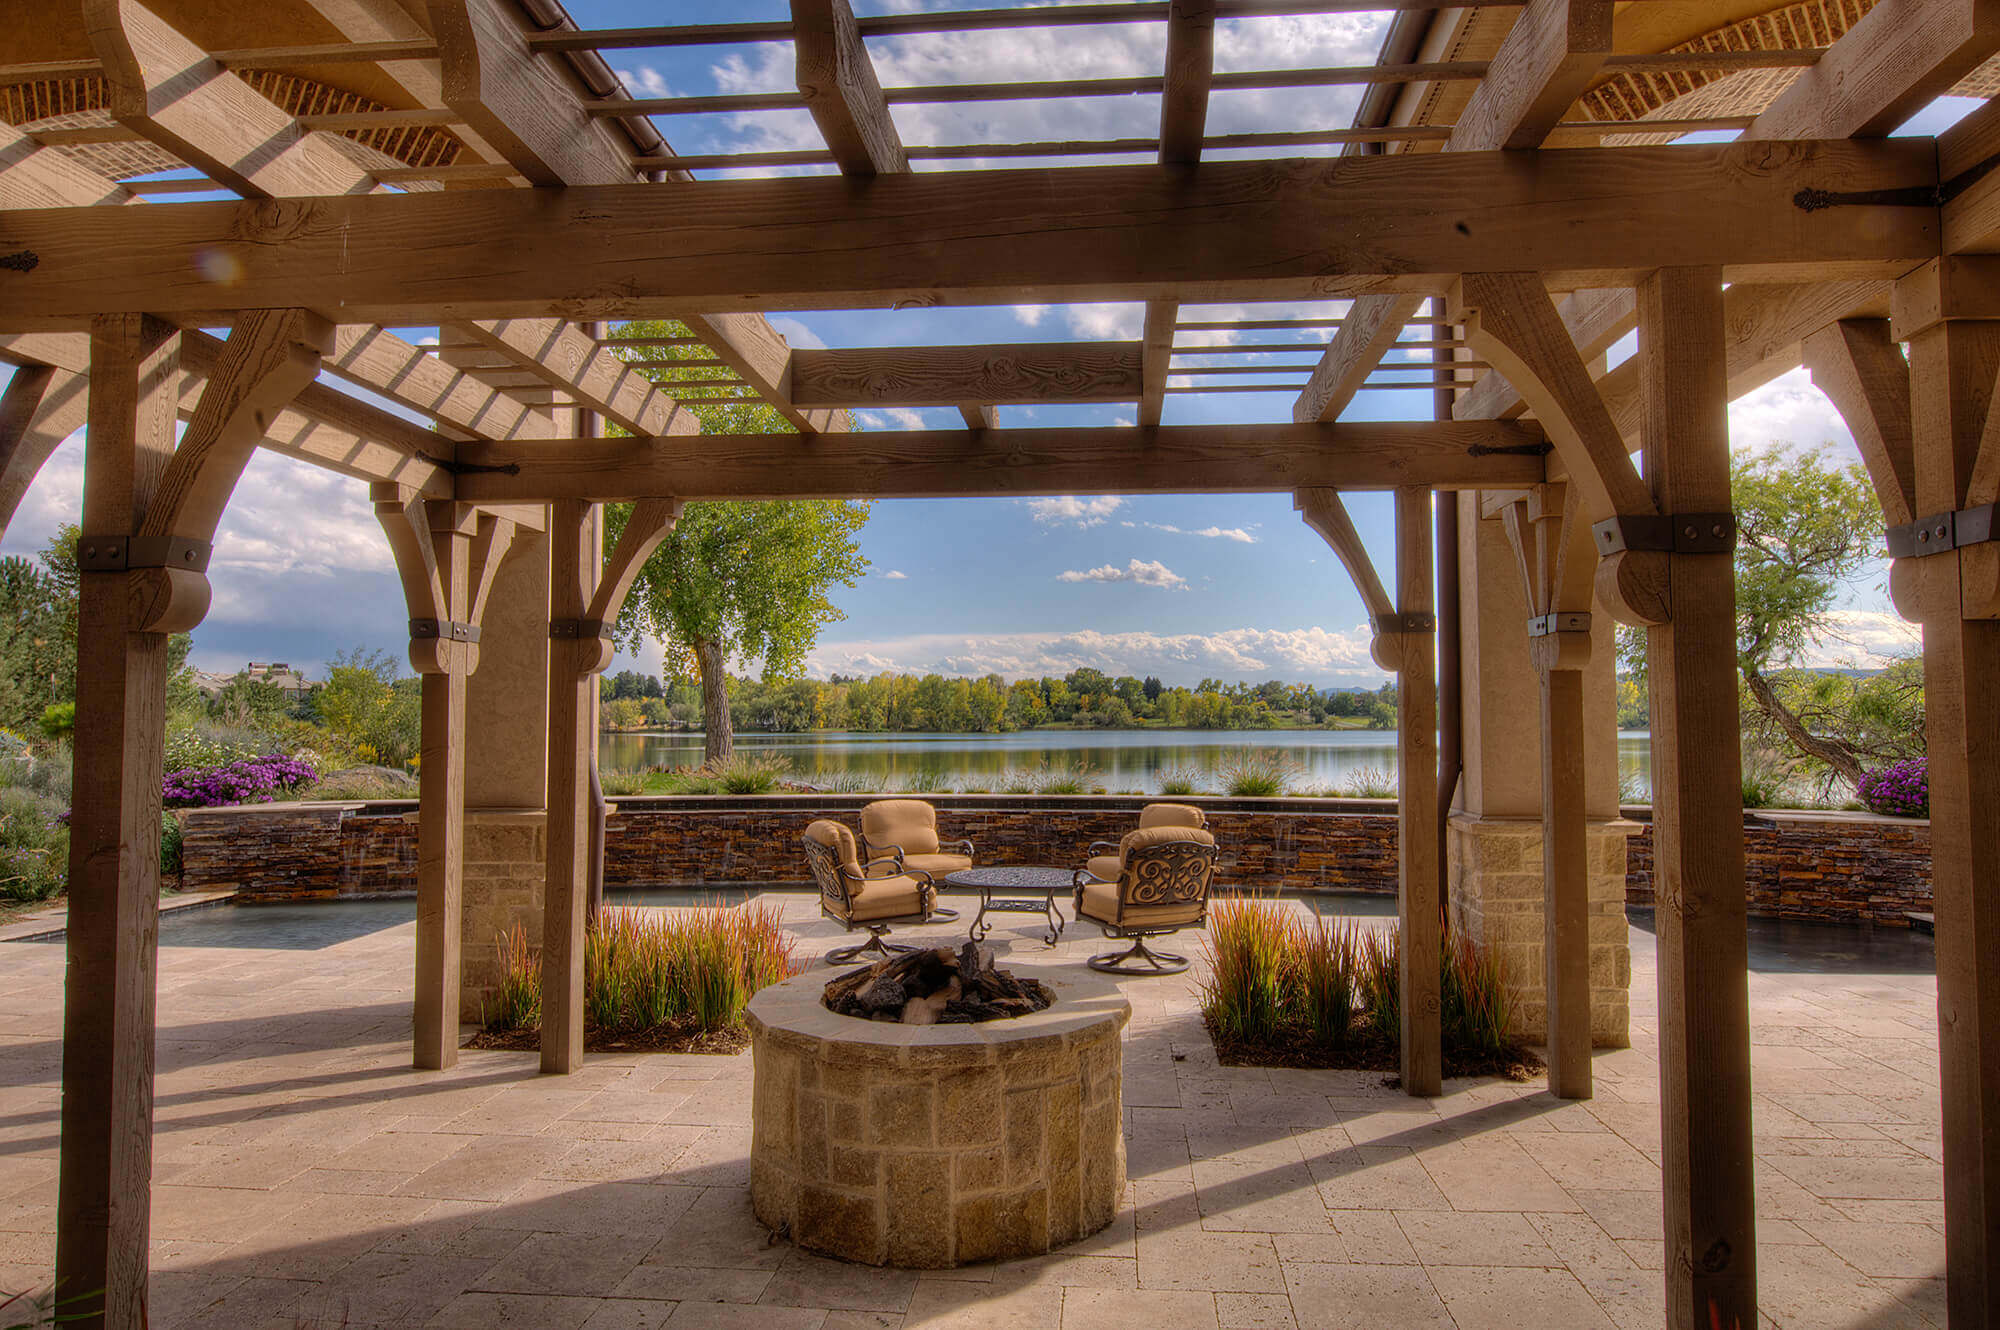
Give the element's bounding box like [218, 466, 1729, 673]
[859, 799, 970, 920]
[1072, 825, 1219, 976]
[1080, 802, 1207, 885]
[802, 819, 939, 965]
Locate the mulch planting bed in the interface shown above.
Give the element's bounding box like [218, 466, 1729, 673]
[466, 1019, 750, 1056]
[1203, 1013, 1544, 1082]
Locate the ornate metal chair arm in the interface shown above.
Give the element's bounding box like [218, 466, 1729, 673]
[873, 841, 909, 867]
[947, 838, 975, 857]
[1087, 840, 1119, 856]
[860, 855, 905, 879]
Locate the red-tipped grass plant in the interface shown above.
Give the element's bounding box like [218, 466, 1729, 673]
[1199, 893, 1293, 1046]
[485, 921, 541, 1032]
[580, 901, 798, 1035]
[1291, 915, 1363, 1048]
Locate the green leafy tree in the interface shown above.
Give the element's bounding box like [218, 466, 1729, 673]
[316, 648, 421, 766]
[609, 321, 869, 762]
[0, 555, 68, 732]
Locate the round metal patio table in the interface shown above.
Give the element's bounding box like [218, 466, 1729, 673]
[944, 865, 1070, 946]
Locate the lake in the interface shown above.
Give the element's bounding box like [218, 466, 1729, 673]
[599, 728, 1656, 798]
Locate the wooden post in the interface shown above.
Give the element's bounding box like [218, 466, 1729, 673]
[56, 314, 180, 1330]
[1637, 267, 1756, 1330]
[1540, 665, 1591, 1099]
[1902, 311, 2000, 1328]
[542, 498, 596, 1074]
[1395, 486, 1442, 1098]
[411, 507, 475, 1070]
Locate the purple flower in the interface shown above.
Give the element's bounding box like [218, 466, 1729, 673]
[1858, 758, 1928, 818]
[161, 753, 318, 808]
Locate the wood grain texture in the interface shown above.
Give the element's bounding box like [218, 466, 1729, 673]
[458, 319, 699, 437]
[330, 326, 556, 442]
[431, 0, 637, 187]
[543, 499, 596, 1075]
[0, 143, 1938, 328]
[789, 342, 1142, 407]
[1802, 320, 1916, 527]
[1638, 267, 1757, 1330]
[1393, 487, 1441, 1098]
[56, 314, 180, 1330]
[1294, 295, 1425, 424]
[412, 504, 475, 1070]
[1455, 288, 1635, 421]
[0, 120, 134, 209]
[452, 421, 1547, 502]
[588, 498, 681, 627]
[1140, 302, 1178, 429]
[1447, 0, 1610, 151]
[792, 0, 907, 175]
[0, 364, 83, 537]
[677, 313, 850, 436]
[1459, 271, 1651, 522]
[1539, 663, 1590, 1099]
[1158, 0, 1217, 165]
[1752, 0, 1999, 141]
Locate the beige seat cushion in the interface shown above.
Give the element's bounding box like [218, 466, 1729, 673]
[860, 799, 941, 856]
[1083, 854, 1122, 883]
[901, 851, 971, 877]
[1138, 802, 1206, 830]
[1077, 879, 1205, 928]
[1120, 824, 1216, 855]
[848, 876, 930, 922]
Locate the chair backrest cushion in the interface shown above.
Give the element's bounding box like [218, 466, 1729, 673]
[1138, 802, 1206, 830]
[860, 799, 940, 856]
[1116, 825, 1217, 918]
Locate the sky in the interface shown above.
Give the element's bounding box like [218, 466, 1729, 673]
[0, 0, 1953, 687]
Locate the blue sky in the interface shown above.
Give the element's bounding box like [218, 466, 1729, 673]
[0, 1, 1948, 686]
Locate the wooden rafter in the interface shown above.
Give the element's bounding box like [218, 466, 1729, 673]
[793, 0, 907, 175]
[789, 343, 1142, 408]
[454, 320, 700, 437]
[1751, 0, 2000, 141]
[450, 421, 1545, 503]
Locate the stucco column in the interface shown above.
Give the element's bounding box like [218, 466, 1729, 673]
[1448, 494, 1633, 1047]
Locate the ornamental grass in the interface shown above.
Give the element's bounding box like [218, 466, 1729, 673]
[582, 901, 796, 1035]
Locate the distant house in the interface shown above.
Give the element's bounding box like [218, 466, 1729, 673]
[192, 662, 313, 700]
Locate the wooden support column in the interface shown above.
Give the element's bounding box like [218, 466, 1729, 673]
[1638, 267, 1756, 1330]
[1886, 260, 2000, 1325]
[56, 314, 180, 1330]
[1394, 487, 1442, 1098]
[541, 498, 682, 1073]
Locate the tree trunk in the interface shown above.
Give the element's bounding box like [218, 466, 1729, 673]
[1741, 664, 1864, 787]
[695, 637, 734, 764]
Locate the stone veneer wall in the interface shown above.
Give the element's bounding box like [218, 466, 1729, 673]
[181, 795, 1937, 928]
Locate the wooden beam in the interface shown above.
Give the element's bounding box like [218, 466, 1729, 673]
[328, 327, 556, 442]
[452, 421, 1547, 502]
[1752, 0, 1999, 141]
[793, 0, 907, 175]
[0, 143, 1939, 328]
[1295, 296, 1425, 424]
[55, 314, 180, 1330]
[0, 120, 133, 209]
[1394, 487, 1441, 1099]
[543, 499, 595, 1074]
[1455, 288, 1636, 421]
[1139, 303, 1177, 429]
[1449, 0, 1611, 151]
[1802, 320, 1917, 527]
[431, 0, 637, 187]
[788, 342, 1143, 408]
[1294, 488, 1395, 620]
[1639, 267, 1757, 1330]
[675, 314, 849, 436]
[1159, 0, 1216, 164]
[0, 364, 85, 535]
[455, 320, 699, 437]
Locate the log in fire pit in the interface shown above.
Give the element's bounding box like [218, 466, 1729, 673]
[823, 942, 1054, 1025]
[748, 961, 1129, 1268]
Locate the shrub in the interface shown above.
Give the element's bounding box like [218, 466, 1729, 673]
[0, 788, 66, 904]
[1858, 757, 1929, 818]
[0, 740, 70, 807]
[1199, 894, 1291, 1045]
[162, 754, 318, 808]
[484, 922, 541, 1032]
[304, 765, 420, 801]
[1155, 766, 1205, 797]
[1739, 748, 1795, 810]
[898, 767, 952, 794]
[1292, 915, 1362, 1047]
[696, 754, 789, 795]
[808, 771, 875, 794]
[1218, 749, 1302, 798]
[1442, 933, 1514, 1060]
[993, 757, 1098, 796]
[160, 813, 183, 882]
[599, 772, 647, 796]
[1334, 766, 1397, 799]
[164, 728, 256, 773]
[37, 703, 72, 740]
[580, 902, 797, 1034]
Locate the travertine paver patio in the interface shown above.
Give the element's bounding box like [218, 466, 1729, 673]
[0, 893, 1946, 1330]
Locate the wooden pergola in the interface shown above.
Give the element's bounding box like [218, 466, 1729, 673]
[1, 0, 1996, 1326]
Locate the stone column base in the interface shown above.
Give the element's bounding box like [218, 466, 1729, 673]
[459, 809, 547, 1021]
[1446, 812, 1636, 1049]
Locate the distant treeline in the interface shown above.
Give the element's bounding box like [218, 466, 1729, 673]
[599, 668, 1399, 735]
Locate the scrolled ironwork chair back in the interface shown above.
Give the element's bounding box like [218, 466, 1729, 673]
[1123, 838, 1216, 910]
[803, 835, 855, 911]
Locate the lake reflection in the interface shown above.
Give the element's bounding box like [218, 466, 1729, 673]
[600, 728, 1655, 798]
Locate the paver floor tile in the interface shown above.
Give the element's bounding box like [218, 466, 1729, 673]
[1193, 1160, 1337, 1233]
[760, 1251, 919, 1312]
[1136, 1230, 1283, 1292]
[1060, 1287, 1219, 1330]
[475, 1231, 656, 1296]
[425, 1290, 604, 1328]
[1281, 1260, 1450, 1330]
[645, 1187, 790, 1270]
[613, 1264, 776, 1303]
[1308, 1147, 1451, 1212]
[901, 1277, 1061, 1330]
[1216, 1291, 1296, 1330]
[1798, 1219, 1946, 1279]
[1394, 1210, 1561, 1268]
[578, 1297, 681, 1330]
[1425, 1265, 1615, 1330]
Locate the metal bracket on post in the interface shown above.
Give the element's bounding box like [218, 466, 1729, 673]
[1886, 503, 1997, 558]
[75, 533, 212, 573]
[1591, 513, 1736, 555]
[1373, 611, 1437, 635]
[409, 618, 481, 644]
[1527, 612, 1592, 637]
[549, 618, 612, 641]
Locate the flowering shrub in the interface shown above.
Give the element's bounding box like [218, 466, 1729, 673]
[1858, 758, 1928, 818]
[163, 728, 256, 773]
[162, 754, 317, 809]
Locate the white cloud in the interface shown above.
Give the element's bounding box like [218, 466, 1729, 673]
[616, 65, 672, 98]
[1142, 522, 1257, 544]
[805, 625, 1382, 686]
[1057, 558, 1188, 590]
[881, 569, 909, 580]
[1064, 303, 1144, 340]
[768, 316, 826, 350]
[1012, 305, 1049, 327]
[1026, 495, 1123, 526]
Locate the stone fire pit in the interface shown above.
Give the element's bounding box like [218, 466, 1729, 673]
[746, 965, 1130, 1268]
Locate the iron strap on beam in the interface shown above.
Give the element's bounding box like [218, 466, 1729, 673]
[549, 618, 613, 640]
[1887, 503, 1997, 559]
[1591, 512, 1736, 556]
[75, 534, 212, 573]
[1373, 611, 1437, 634]
[1527, 612, 1592, 637]
[409, 618, 481, 644]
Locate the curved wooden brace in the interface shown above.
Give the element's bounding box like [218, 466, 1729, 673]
[1802, 319, 1916, 527]
[1456, 272, 1654, 526]
[1294, 488, 1411, 673]
[586, 498, 683, 632]
[1496, 484, 1597, 671]
[0, 366, 86, 540]
[466, 512, 523, 632]
[373, 486, 451, 630]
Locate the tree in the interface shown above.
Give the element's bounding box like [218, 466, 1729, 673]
[0, 556, 68, 732]
[317, 648, 421, 766]
[1730, 444, 1888, 787]
[604, 321, 871, 762]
